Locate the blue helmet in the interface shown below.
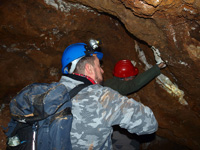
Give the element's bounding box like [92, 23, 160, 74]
[61, 43, 103, 74]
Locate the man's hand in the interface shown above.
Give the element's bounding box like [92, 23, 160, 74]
[158, 62, 166, 69]
[151, 46, 167, 69]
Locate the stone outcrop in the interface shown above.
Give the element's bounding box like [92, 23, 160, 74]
[0, 0, 199, 149]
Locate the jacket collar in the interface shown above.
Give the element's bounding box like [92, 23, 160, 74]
[64, 74, 94, 85]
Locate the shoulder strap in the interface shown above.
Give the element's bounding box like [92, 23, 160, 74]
[69, 84, 89, 99]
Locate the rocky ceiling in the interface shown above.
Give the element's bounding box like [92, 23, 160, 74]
[0, 0, 200, 149]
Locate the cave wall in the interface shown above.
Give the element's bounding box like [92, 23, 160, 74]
[0, 0, 200, 149]
[68, 0, 200, 102]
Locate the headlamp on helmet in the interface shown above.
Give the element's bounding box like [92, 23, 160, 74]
[89, 39, 101, 50]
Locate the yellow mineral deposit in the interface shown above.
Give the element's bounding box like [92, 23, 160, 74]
[156, 74, 188, 105]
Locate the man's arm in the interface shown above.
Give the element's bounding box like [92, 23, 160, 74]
[104, 65, 161, 95]
[130, 65, 161, 92]
[100, 87, 158, 135]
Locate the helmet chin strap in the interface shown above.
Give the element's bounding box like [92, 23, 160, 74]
[69, 57, 83, 73]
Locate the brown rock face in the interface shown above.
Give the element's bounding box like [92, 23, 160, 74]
[0, 0, 199, 149]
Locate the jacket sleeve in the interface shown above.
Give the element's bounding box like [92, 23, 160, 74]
[99, 87, 158, 135]
[131, 65, 160, 91]
[104, 65, 161, 95]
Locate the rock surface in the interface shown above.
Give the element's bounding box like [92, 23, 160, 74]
[0, 0, 200, 149]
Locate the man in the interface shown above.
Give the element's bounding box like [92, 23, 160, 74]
[61, 43, 158, 149]
[103, 59, 166, 149]
[104, 59, 165, 95]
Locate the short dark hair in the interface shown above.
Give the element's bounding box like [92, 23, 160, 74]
[74, 56, 95, 74]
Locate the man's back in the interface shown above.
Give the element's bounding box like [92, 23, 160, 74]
[60, 75, 158, 150]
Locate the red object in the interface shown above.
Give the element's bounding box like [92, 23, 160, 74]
[113, 60, 139, 78]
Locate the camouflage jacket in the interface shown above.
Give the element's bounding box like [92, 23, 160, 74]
[60, 75, 158, 150]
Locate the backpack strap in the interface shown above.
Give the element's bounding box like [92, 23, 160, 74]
[69, 84, 89, 99]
